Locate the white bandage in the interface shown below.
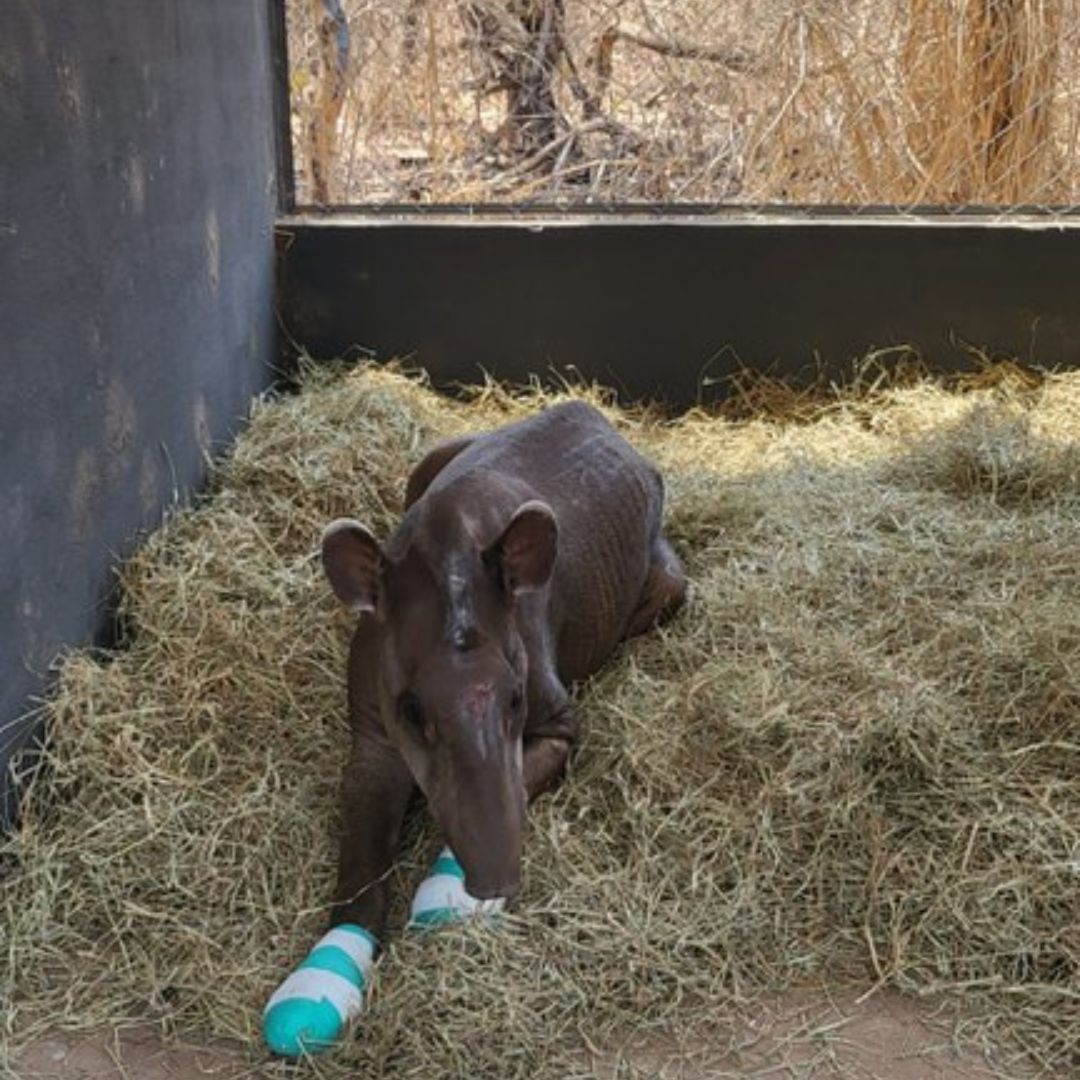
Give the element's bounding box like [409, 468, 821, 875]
[409, 847, 505, 928]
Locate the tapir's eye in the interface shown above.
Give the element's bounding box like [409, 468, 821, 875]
[510, 686, 524, 712]
[399, 693, 425, 732]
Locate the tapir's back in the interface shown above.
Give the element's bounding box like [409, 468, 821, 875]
[427, 401, 664, 681]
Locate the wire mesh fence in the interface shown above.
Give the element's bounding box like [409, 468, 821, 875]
[285, 0, 1080, 210]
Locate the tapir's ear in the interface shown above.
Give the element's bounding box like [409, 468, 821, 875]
[487, 500, 558, 595]
[321, 519, 385, 616]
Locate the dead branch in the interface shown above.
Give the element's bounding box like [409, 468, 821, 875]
[463, 0, 569, 157]
[402, 0, 426, 63]
[492, 116, 609, 181]
[307, 0, 350, 204]
[594, 21, 759, 101]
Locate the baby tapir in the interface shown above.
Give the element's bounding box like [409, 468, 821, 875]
[262, 401, 686, 1057]
[322, 401, 685, 929]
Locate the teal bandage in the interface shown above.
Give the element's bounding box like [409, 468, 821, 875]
[263, 924, 377, 1056]
[408, 847, 505, 929]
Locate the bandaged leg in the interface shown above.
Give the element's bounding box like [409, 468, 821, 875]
[408, 847, 505, 928]
[263, 924, 377, 1056]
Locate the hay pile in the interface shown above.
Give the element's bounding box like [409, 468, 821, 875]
[2, 362, 1079, 1078]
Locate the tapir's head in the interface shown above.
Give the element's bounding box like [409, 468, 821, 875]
[320, 498, 558, 900]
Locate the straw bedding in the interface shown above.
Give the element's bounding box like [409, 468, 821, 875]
[2, 362, 1078, 1078]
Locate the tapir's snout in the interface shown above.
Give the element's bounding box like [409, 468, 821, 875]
[434, 746, 526, 903]
[425, 674, 528, 902]
[444, 783, 525, 901]
[466, 868, 521, 901]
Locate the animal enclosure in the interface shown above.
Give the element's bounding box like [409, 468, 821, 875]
[286, 0, 1080, 208]
[4, 0, 1080, 1077]
[3, 364, 1079, 1078]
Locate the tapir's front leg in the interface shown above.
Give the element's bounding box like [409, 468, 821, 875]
[523, 668, 580, 800]
[523, 734, 574, 799]
[332, 731, 416, 933]
[263, 732, 413, 1058]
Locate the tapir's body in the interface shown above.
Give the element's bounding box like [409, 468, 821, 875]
[323, 401, 685, 935]
[398, 400, 675, 688]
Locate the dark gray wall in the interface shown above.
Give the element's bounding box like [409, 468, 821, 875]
[0, 1, 280, 821]
[279, 217, 1080, 403]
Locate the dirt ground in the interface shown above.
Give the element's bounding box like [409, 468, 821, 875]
[14, 989, 1014, 1079]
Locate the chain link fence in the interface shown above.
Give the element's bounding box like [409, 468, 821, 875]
[286, 0, 1080, 209]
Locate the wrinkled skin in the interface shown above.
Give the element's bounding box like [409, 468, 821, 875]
[322, 401, 685, 934]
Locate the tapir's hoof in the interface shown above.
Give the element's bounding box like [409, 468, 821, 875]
[408, 848, 506, 930]
[263, 924, 377, 1057]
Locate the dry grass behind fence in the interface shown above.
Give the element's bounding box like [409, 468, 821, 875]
[288, 0, 1080, 207]
[2, 362, 1079, 1078]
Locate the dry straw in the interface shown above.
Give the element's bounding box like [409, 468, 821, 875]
[2, 360, 1079, 1077]
[755, 0, 1074, 207]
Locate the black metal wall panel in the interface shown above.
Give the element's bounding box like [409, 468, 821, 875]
[0, 1, 280, 821]
[279, 216, 1080, 402]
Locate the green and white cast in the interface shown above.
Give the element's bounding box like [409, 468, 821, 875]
[409, 846, 505, 927]
[263, 849, 503, 1057]
[263, 923, 377, 1057]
